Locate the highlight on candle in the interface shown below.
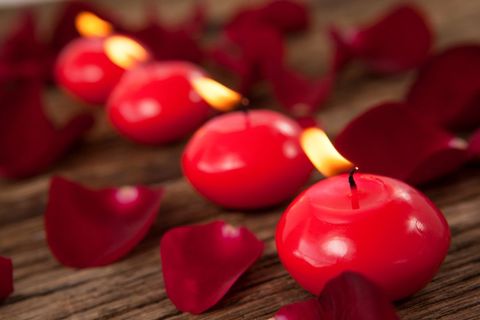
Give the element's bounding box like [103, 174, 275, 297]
[300, 127, 354, 177]
[104, 35, 150, 69]
[190, 76, 243, 112]
[75, 11, 113, 38]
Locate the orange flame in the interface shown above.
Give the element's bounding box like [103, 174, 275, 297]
[191, 76, 243, 112]
[75, 11, 113, 37]
[301, 127, 354, 177]
[104, 36, 150, 69]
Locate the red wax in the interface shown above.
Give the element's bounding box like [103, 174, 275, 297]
[182, 110, 313, 209]
[107, 61, 211, 144]
[55, 37, 126, 105]
[276, 173, 450, 300]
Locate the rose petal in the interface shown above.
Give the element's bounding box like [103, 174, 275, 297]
[260, 0, 309, 33]
[406, 45, 480, 130]
[49, 0, 124, 56]
[274, 299, 322, 320]
[0, 81, 94, 179]
[0, 256, 13, 301]
[317, 272, 399, 319]
[129, 3, 204, 63]
[228, 0, 309, 34]
[331, 5, 432, 73]
[267, 69, 334, 116]
[45, 177, 164, 268]
[160, 220, 264, 314]
[131, 25, 203, 63]
[468, 128, 480, 159]
[274, 272, 399, 320]
[211, 2, 330, 114]
[0, 11, 50, 83]
[335, 102, 469, 184]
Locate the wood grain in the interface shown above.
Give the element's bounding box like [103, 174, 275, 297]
[1, 0, 480, 319]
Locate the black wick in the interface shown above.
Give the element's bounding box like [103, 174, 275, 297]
[239, 97, 250, 114]
[349, 166, 360, 210]
[348, 166, 359, 191]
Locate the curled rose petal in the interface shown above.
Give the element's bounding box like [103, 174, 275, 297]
[160, 220, 264, 314]
[274, 299, 321, 320]
[406, 45, 480, 130]
[468, 128, 480, 159]
[335, 102, 469, 185]
[45, 177, 164, 268]
[0, 11, 50, 83]
[0, 82, 94, 179]
[0, 256, 13, 301]
[274, 272, 399, 320]
[330, 5, 432, 73]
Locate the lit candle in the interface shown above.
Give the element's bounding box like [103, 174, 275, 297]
[275, 127, 450, 300]
[55, 12, 149, 104]
[182, 78, 312, 209]
[107, 61, 211, 144]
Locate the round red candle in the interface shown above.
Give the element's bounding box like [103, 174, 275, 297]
[55, 36, 126, 105]
[182, 109, 313, 209]
[107, 61, 211, 144]
[276, 172, 450, 300]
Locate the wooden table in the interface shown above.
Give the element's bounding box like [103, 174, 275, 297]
[1, 0, 479, 319]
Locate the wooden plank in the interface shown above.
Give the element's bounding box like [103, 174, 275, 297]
[1, 0, 480, 319]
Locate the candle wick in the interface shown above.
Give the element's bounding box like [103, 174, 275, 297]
[239, 97, 250, 128]
[348, 166, 359, 190]
[349, 166, 360, 210]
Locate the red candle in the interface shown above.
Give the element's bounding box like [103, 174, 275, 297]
[182, 109, 312, 209]
[55, 13, 149, 105]
[107, 61, 211, 144]
[276, 128, 450, 300]
[55, 36, 125, 104]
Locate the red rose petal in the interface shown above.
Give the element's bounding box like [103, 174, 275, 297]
[406, 45, 480, 130]
[0, 82, 94, 179]
[468, 128, 480, 159]
[267, 69, 334, 116]
[210, 24, 284, 94]
[129, 3, 204, 63]
[335, 102, 469, 185]
[260, 0, 309, 33]
[0, 256, 13, 301]
[211, 2, 330, 114]
[331, 5, 432, 73]
[160, 220, 264, 314]
[49, 0, 124, 56]
[131, 25, 203, 63]
[228, 0, 309, 34]
[45, 177, 164, 268]
[274, 272, 399, 320]
[274, 299, 322, 320]
[0, 11, 50, 83]
[317, 272, 399, 319]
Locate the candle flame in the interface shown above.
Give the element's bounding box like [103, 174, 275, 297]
[191, 76, 243, 112]
[104, 35, 150, 69]
[300, 127, 354, 177]
[75, 12, 113, 37]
